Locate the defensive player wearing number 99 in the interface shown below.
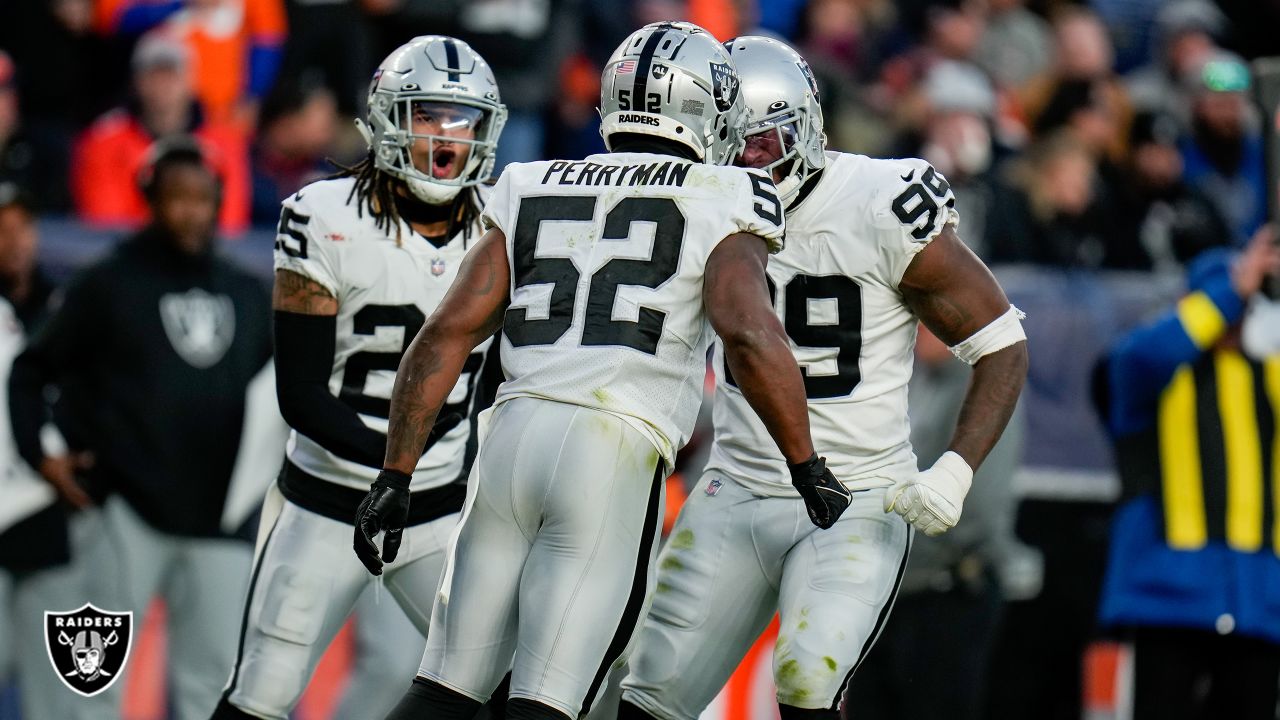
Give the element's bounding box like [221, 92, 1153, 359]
[618, 37, 1029, 720]
[209, 36, 506, 720]
[356, 20, 853, 720]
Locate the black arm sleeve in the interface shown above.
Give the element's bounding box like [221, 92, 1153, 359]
[273, 310, 388, 469]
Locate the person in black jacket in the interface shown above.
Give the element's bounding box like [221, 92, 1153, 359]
[7, 137, 272, 720]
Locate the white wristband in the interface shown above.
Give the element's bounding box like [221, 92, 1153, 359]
[948, 305, 1027, 365]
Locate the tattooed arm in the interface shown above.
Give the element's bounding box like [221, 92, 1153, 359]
[274, 269, 339, 315]
[899, 224, 1028, 471]
[273, 269, 391, 467]
[383, 228, 511, 474]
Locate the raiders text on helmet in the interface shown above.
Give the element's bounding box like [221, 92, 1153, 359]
[725, 36, 827, 203]
[360, 36, 508, 204]
[600, 21, 748, 166]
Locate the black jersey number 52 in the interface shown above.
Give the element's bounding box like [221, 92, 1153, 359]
[505, 195, 685, 355]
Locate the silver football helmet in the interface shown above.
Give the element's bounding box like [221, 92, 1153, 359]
[724, 36, 826, 203]
[600, 21, 747, 165]
[359, 35, 508, 204]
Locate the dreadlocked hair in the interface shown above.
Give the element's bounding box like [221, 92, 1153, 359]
[329, 151, 483, 247]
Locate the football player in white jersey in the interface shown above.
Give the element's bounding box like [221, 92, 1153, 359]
[354, 21, 855, 720]
[210, 36, 507, 720]
[618, 37, 1029, 720]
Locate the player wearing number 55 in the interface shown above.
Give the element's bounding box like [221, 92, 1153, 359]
[357, 20, 851, 720]
[618, 36, 1027, 720]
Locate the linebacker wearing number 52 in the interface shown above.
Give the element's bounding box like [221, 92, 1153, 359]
[619, 36, 1028, 720]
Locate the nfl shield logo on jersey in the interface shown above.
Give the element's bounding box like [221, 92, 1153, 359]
[705, 477, 723, 496]
[431, 257, 447, 276]
[44, 604, 133, 697]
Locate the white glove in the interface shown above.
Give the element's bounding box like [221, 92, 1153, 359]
[884, 451, 973, 536]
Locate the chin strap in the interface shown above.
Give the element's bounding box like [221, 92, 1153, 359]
[393, 191, 457, 226]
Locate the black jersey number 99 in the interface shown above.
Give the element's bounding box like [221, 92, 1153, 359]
[505, 195, 685, 355]
[724, 274, 863, 398]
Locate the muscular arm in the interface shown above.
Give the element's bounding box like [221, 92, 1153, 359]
[899, 224, 1027, 471]
[272, 269, 389, 467]
[705, 233, 814, 464]
[383, 228, 510, 473]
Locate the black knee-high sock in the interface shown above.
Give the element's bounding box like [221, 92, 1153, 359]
[208, 697, 260, 720]
[779, 703, 839, 720]
[475, 672, 512, 720]
[384, 677, 483, 720]
[504, 697, 571, 720]
[617, 699, 663, 720]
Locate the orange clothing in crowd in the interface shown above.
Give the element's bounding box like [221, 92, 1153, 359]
[94, 0, 287, 125]
[71, 109, 251, 234]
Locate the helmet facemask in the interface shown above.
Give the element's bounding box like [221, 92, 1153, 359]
[365, 94, 507, 205]
[742, 102, 820, 204]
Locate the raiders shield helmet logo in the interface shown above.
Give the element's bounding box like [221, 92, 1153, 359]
[159, 288, 236, 369]
[709, 61, 739, 113]
[44, 604, 133, 697]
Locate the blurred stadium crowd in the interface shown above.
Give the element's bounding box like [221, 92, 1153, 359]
[0, 0, 1274, 250]
[1, 0, 1279, 719]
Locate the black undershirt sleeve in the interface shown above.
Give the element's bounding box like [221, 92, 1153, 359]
[273, 310, 388, 469]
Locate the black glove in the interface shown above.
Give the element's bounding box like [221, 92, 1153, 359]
[788, 454, 852, 529]
[353, 469, 411, 576]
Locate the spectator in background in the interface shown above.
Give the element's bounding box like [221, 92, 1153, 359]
[916, 60, 1002, 256]
[0, 185, 55, 329]
[0, 55, 37, 202]
[453, 0, 577, 169]
[1098, 228, 1280, 720]
[71, 31, 250, 234]
[974, 0, 1052, 93]
[271, 0, 372, 117]
[1031, 77, 1129, 171]
[843, 325, 1032, 720]
[91, 0, 287, 127]
[985, 132, 1112, 268]
[0, 2, 125, 213]
[1111, 111, 1231, 272]
[1180, 51, 1266, 246]
[1020, 6, 1127, 139]
[1088, 0, 1169, 73]
[1124, 0, 1224, 125]
[0, 184, 84, 720]
[9, 138, 272, 720]
[877, 0, 986, 143]
[250, 81, 339, 225]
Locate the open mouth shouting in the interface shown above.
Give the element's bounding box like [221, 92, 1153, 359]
[431, 145, 460, 179]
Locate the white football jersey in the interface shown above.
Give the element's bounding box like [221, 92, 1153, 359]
[274, 177, 492, 492]
[706, 152, 959, 496]
[481, 152, 786, 465]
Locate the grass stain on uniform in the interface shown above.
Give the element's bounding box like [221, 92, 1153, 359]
[670, 528, 695, 550]
[660, 555, 683, 571]
[655, 581, 672, 594]
[797, 620, 809, 631]
[824, 656, 838, 671]
[592, 387, 612, 405]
